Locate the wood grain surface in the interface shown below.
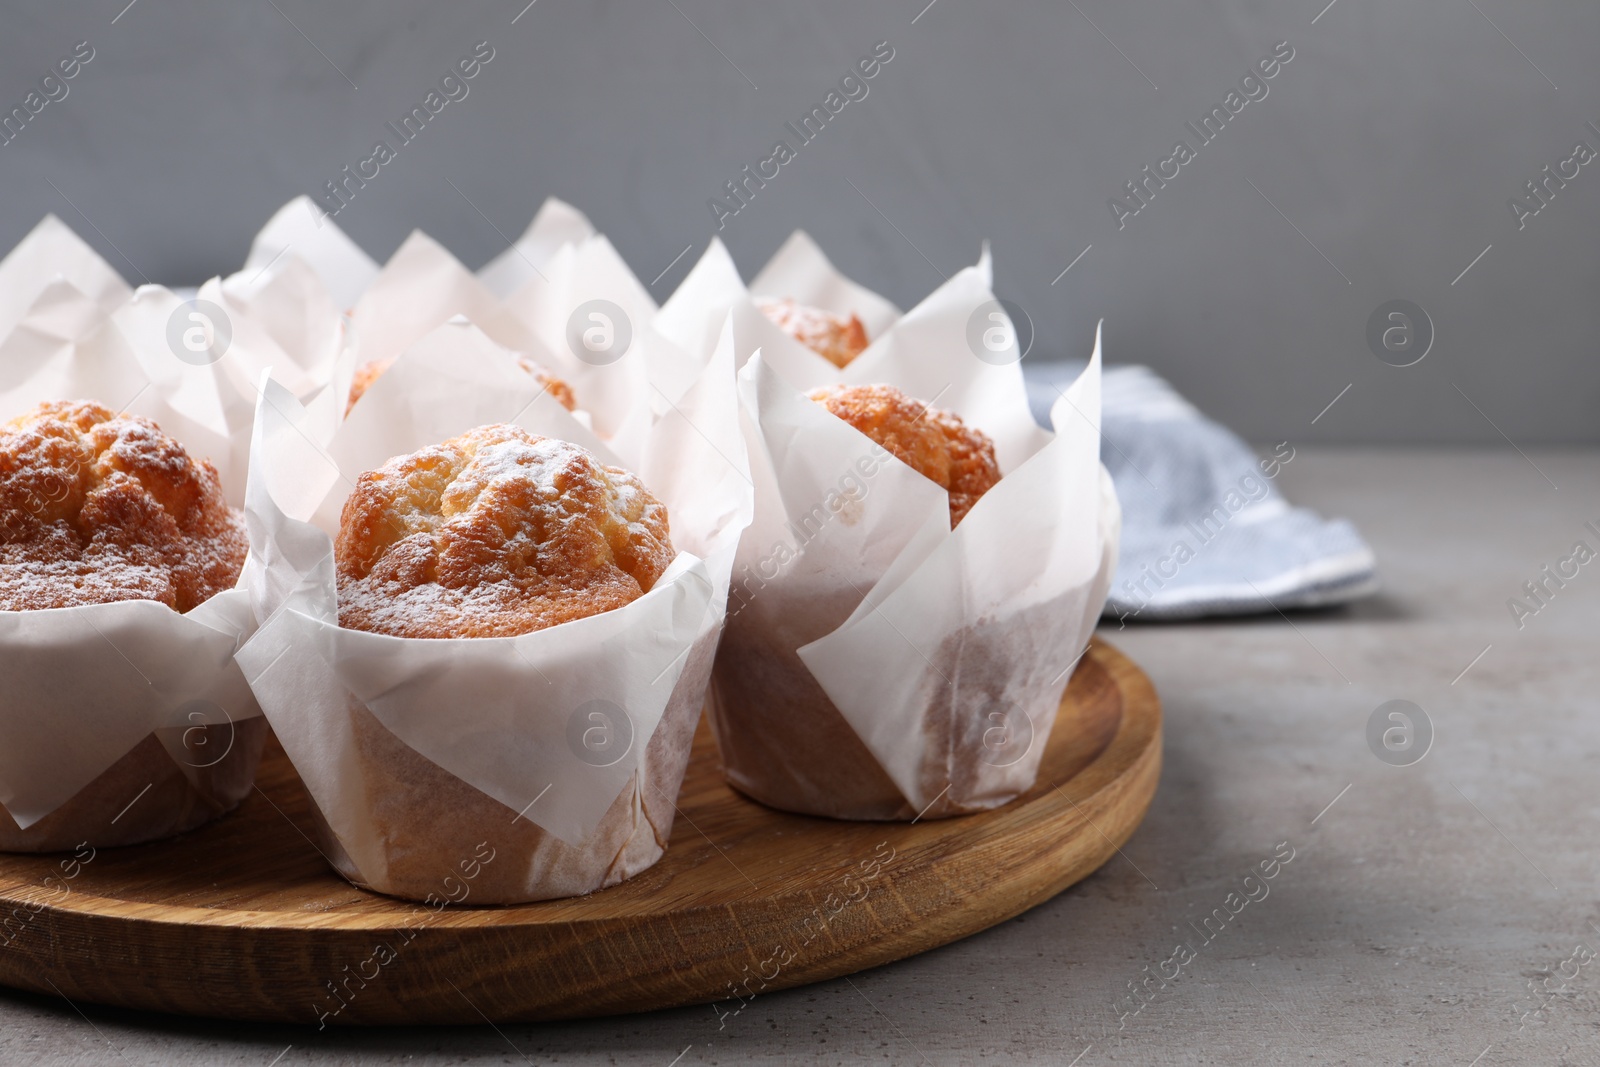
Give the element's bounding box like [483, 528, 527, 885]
[0, 638, 1160, 1026]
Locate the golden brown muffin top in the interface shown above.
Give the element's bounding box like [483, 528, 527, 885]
[346, 354, 577, 415]
[336, 424, 674, 639]
[808, 384, 1001, 527]
[759, 299, 870, 369]
[0, 401, 247, 612]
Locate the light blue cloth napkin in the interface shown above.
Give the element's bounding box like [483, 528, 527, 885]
[1025, 363, 1377, 621]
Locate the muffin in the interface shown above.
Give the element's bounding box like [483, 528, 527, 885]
[335, 424, 672, 638]
[807, 384, 1000, 526]
[0, 400, 266, 851]
[759, 298, 870, 369]
[712, 383, 1032, 821]
[0, 401, 247, 611]
[346, 355, 577, 415]
[316, 424, 699, 903]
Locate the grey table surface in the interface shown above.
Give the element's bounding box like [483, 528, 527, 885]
[2, 447, 1596, 1066]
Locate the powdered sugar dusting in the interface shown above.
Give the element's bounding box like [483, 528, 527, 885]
[336, 424, 673, 639]
[0, 401, 247, 612]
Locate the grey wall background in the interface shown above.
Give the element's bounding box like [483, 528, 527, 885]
[1, 0, 1595, 443]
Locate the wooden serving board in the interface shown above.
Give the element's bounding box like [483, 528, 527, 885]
[0, 638, 1160, 1026]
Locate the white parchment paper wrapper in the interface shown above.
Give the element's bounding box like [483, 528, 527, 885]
[0, 215, 131, 346]
[240, 195, 667, 449]
[235, 313, 751, 903]
[0, 254, 273, 850]
[749, 230, 902, 340]
[658, 231, 904, 389]
[476, 196, 596, 298]
[216, 255, 360, 447]
[697, 244, 1119, 819]
[334, 196, 694, 464]
[348, 230, 517, 373]
[239, 196, 380, 312]
[333, 215, 641, 458]
[486, 200, 689, 452]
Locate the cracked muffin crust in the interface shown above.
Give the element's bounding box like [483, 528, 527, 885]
[808, 383, 1001, 527]
[335, 424, 674, 638]
[759, 298, 871, 369]
[0, 400, 247, 612]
